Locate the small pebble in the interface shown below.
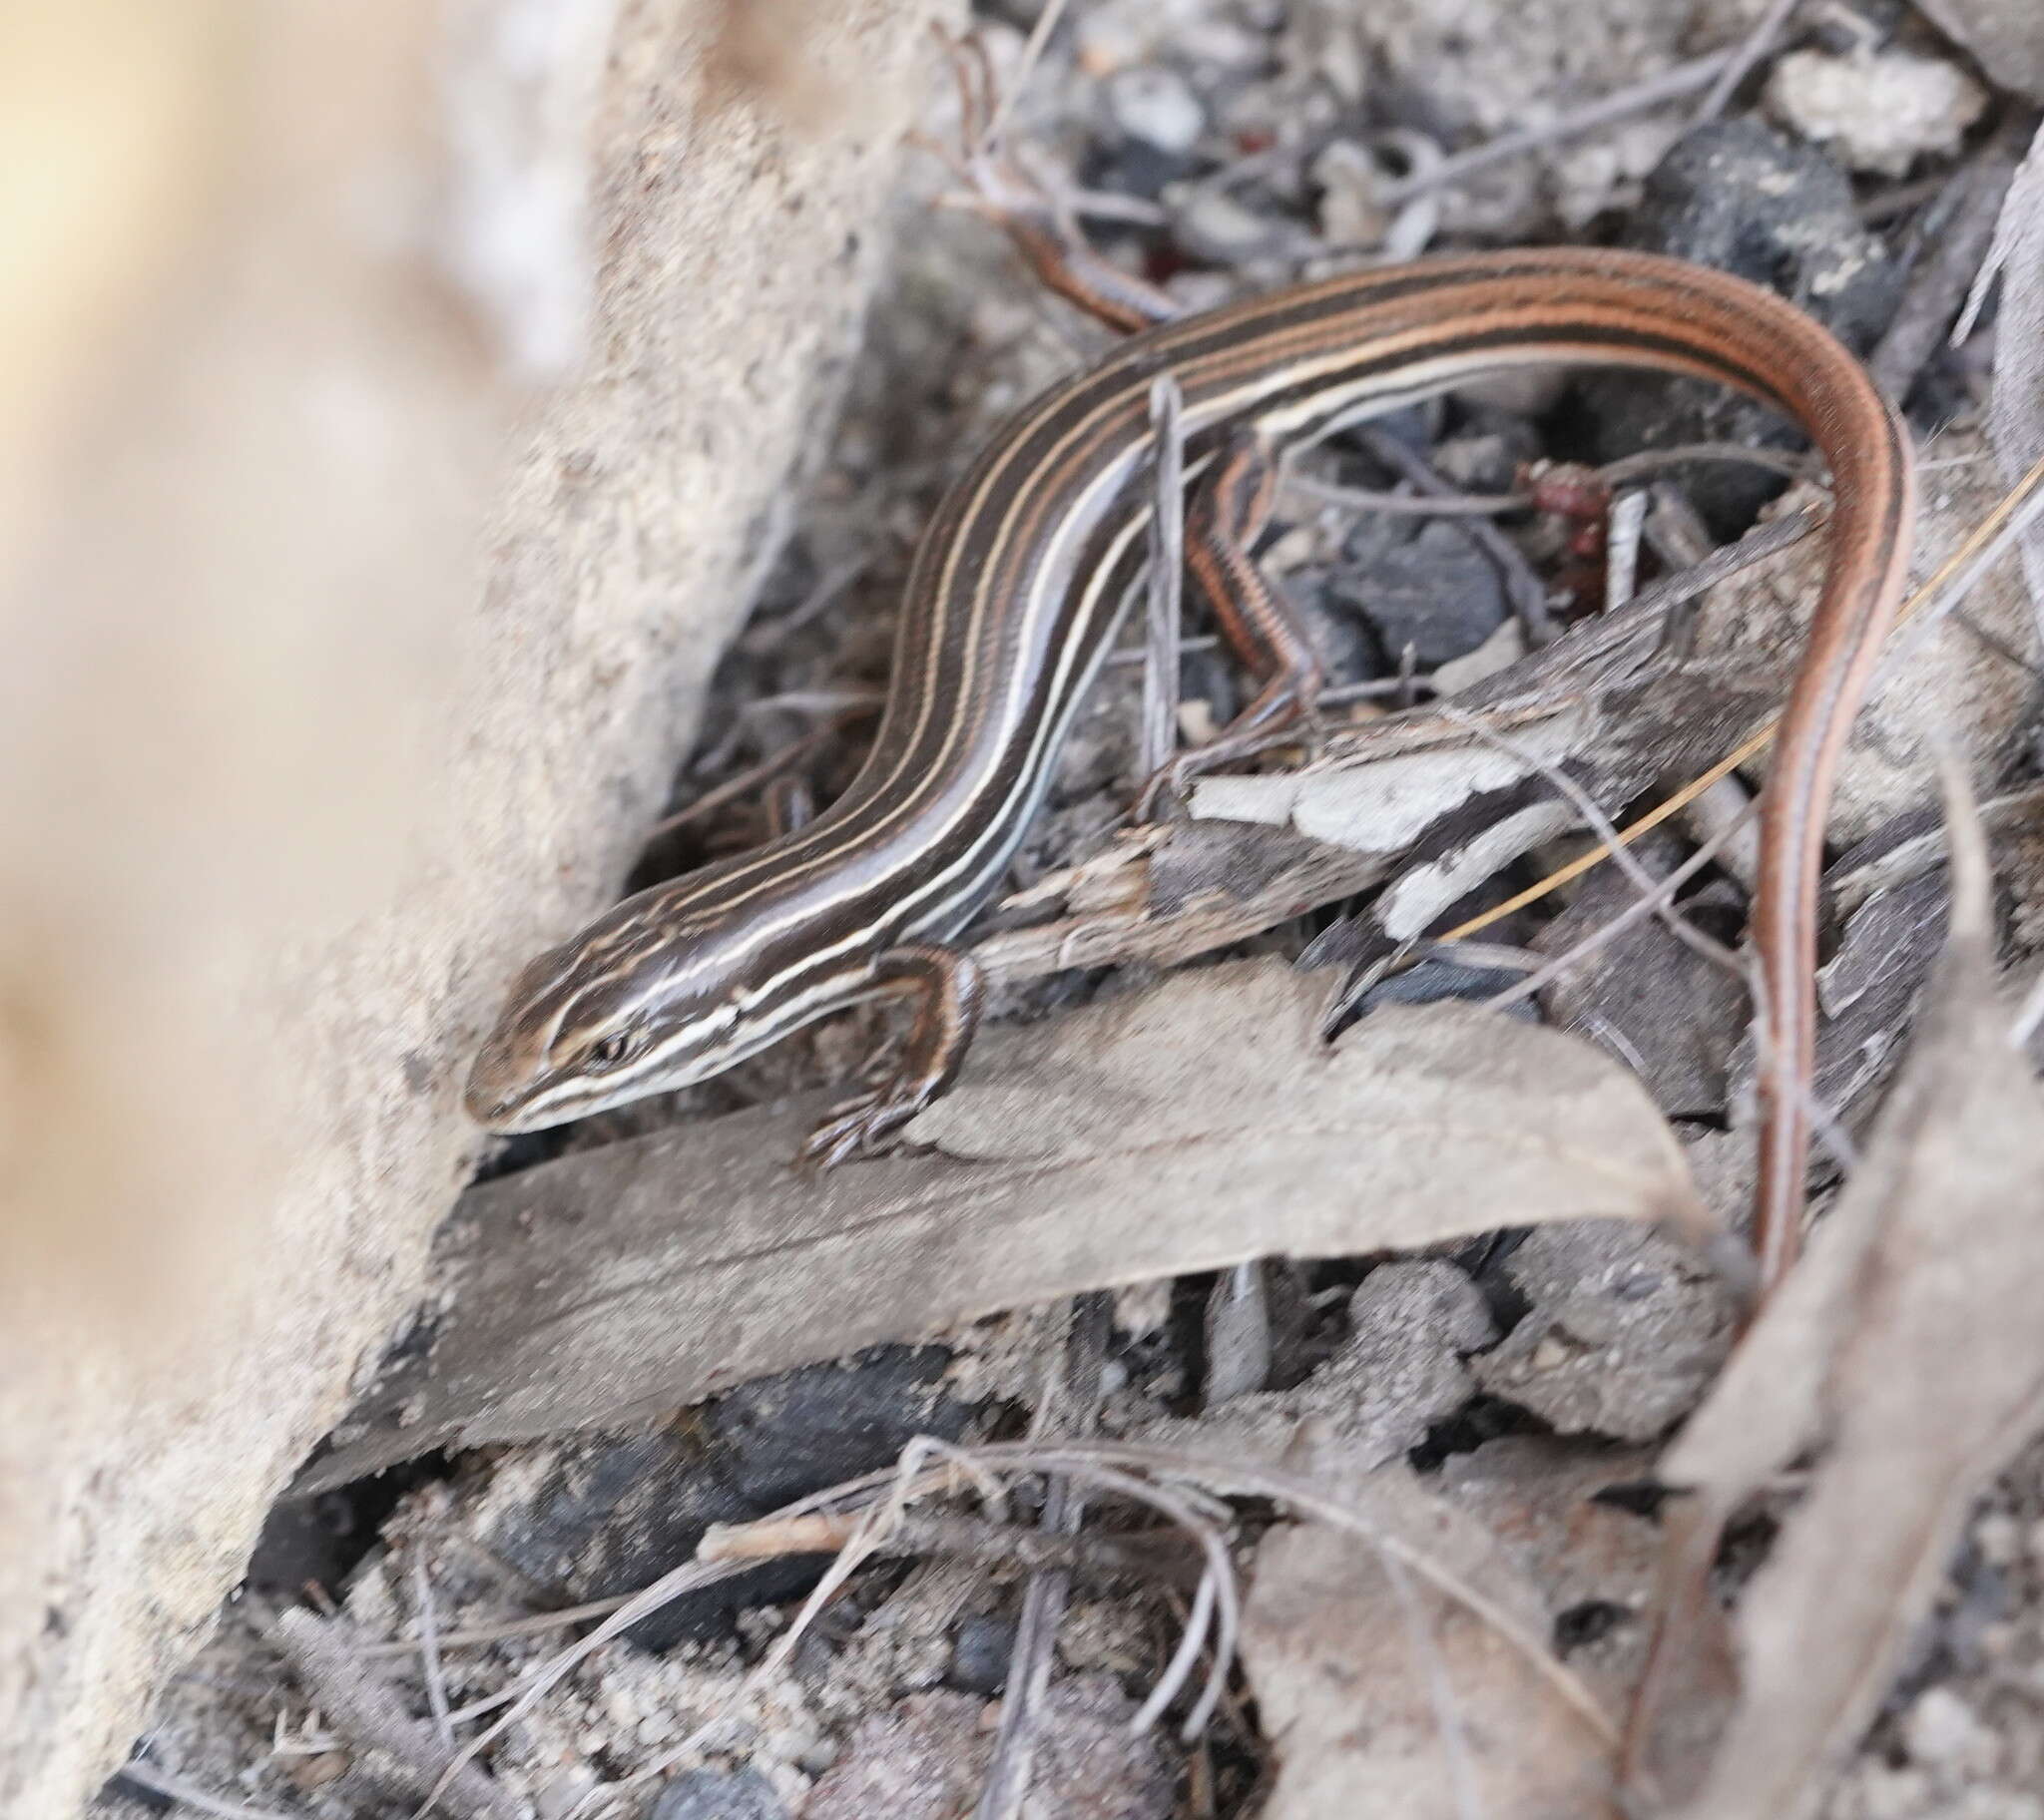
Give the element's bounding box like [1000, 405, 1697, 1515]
[1310, 140, 1389, 248]
[1902, 1686, 1992, 1772]
[1974, 1513, 2022, 1568]
[1765, 48, 1987, 176]
[1166, 179, 1303, 264]
[949, 1613, 1019, 1695]
[1105, 66, 1206, 156]
[533, 1766, 602, 1820]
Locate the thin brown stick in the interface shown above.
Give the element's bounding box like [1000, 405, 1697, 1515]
[737, 554, 868, 654]
[1435, 705, 1745, 981]
[984, 0, 1070, 149]
[1878, 451, 2044, 675]
[702, 1507, 1179, 1581]
[357, 1594, 633, 1660]
[1430, 507, 1824, 945]
[1485, 799, 1757, 1011]
[1284, 472, 1531, 516]
[1320, 674, 1434, 706]
[1028, 1442, 1617, 1747]
[428, 1437, 1616, 1814]
[1595, 442, 1818, 488]
[1108, 632, 1220, 668]
[643, 708, 873, 845]
[1858, 172, 1949, 226]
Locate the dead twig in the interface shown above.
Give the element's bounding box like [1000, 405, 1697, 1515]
[1878, 450, 2044, 677]
[416, 1433, 1626, 1816]
[355, 1594, 634, 1661]
[643, 708, 874, 846]
[1435, 705, 1745, 984]
[1141, 377, 1188, 786]
[109, 1762, 303, 1820]
[410, 1557, 455, 1751]
[1483, 794, 1758, 1012]
[270, 1608, 519, 1820]
[1284, 472, 1531, 517]
[983, 0, 1069, 150]
[977, 1292, 1116, 1820]
[1435, 449, 2044, 950]
[700, 1507, 1180, 1581]
[1694, 0, 1800, 122]
[1375, 50, 1735, 204]
[1595, 441, 1818, 488]
[736, 553, 869, 654]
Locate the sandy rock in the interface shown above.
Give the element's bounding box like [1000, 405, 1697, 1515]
[1766, 48, 1988, 177]
[0, 0, 936, 1809]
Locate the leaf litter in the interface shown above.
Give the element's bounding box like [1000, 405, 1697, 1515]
[110, 14, 2044, 1820]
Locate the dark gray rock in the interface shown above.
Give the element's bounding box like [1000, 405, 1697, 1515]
[1359, 956, 1536, 1016]
[649, 1768, 786, 1820]
[1578, 120, 1900, 535]
[947, 1612, 1018, 1695]
[480, 1345, 971, 1649]
[1326, 519, 1508, 671]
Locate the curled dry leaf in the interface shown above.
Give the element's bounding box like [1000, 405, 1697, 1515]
[1242, 1463, 1617, 1820]
[1664, 795, 2044, 1820]
[303, 958, 1697, 1489]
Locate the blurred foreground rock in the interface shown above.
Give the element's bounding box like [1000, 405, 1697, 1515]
[0, 1, 930, 1808]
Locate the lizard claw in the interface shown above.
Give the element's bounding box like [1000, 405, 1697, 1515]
[798, 1080, 929, 1168]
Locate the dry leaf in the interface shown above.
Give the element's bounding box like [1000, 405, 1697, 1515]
[1987, 122, 2044, 640]
[1669, 798, 2044, 1820]
[303, 959, 1697, 1489]
[1242, 1464, 1616, 1820]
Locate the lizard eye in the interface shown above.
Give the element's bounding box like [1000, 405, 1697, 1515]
[587, 1030, 641, 1072]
